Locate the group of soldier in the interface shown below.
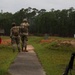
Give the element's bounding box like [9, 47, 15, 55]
[10, 18, 29, 52]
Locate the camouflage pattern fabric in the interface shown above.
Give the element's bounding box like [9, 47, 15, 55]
[21, 35, 27, 49]
[20, 22, 29, 36]
[10, 26, 19, 36]
[20, 21, 29, 51]
[10, 26, 20, 52]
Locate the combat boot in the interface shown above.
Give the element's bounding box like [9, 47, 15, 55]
[24, 46, 28, 52]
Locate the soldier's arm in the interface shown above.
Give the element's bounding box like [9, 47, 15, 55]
[27, 23, 30, 29]
[10, 28, 12, 38]
[19, 26, 21, 35]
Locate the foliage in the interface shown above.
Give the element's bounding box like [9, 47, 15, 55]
[0, 7, 75, 37]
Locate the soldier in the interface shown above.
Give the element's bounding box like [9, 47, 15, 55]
[10, 22, 21, 52]
[20, 18, 29, 52]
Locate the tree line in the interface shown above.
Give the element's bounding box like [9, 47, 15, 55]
[0, 7, 75, 37]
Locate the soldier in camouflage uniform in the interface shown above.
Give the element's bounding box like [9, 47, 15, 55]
[10, 22, 21, 52]
[20, 19, 29, 52]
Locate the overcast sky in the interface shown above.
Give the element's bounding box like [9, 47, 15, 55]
[0, 0, 75, 13]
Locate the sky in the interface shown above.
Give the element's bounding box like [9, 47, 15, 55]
[0, 0, 75, 13]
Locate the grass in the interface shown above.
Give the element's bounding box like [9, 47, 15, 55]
[0, 36, 75, 75]
[28, 36, 75, 75]
[0, 36, 18, 75]
[0, 36, 10, 39]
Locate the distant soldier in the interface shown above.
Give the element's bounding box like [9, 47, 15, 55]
[10, 22, 21, 52]
[20, 19, 29, 52]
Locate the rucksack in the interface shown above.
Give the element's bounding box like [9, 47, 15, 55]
[12, 26, 19, 36]
[20, 24, 28, 33]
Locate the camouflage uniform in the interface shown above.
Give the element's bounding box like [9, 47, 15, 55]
[20, 19, 29, 52]
[10, 23, 21, 52]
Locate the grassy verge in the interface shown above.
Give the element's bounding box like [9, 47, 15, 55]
[0, 36, 18, 75]
[1, 36, 10, 39]
[0, 36, 75, 75]
[28, 36, 75, 75]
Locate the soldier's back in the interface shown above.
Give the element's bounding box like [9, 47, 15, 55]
[20, 22, 29, 36]
[11, 26, 19, 36]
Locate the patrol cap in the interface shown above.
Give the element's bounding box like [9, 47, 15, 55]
[12, 22, 16, 26]
[23, 18, 27, 22]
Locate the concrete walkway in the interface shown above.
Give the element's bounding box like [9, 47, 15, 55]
[8, 45, 46, 75]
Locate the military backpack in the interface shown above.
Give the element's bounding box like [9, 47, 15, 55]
[12, 26, 19, 36]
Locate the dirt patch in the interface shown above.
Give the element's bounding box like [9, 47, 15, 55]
[40, 38, 75, 47]
[1, 39, 11, 45]
[40, 38, 55, 43]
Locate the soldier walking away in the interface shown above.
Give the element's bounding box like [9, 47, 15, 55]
[20, 18, 29, 52]
[10, 22, 21, 52]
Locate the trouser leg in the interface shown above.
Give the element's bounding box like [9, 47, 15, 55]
[21, 36, 24, 51]
[24, 40, 27, 51]
[11, 38, 16, 52]
[21, 35, 28, 52]
[24, 37, 28, 52]
[21, 42, 24, 51]
[16, 37, 21, 52]
[12, 44, 16, 52]
[17, 44, 21, 52]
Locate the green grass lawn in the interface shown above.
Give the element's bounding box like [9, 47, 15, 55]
[0, 36, 75, 75]
[0, 36, 18, 75]
[28, 36, 75, 75]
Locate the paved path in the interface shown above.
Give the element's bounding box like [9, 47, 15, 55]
[8, 45, 46, 75]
